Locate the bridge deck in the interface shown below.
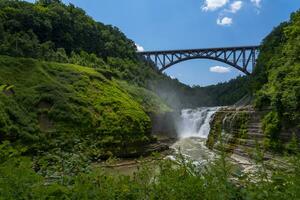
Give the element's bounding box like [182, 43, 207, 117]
[138, 45, 260, 54]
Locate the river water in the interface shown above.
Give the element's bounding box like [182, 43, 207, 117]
[170, 107, 220, 165]
[102, 107, 220, 175]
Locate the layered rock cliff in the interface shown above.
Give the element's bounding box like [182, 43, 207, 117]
[207, 106, 299, 166]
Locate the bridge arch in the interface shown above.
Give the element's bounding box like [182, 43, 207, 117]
[162, 55, 247, 74]
[138, 46, 260, 75]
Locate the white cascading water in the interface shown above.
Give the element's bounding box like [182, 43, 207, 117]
[170, 107, 220, 165]
[177, 107, 220, 138]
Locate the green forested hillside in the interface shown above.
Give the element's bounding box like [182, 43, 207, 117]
[0, 0, 136, 59]
[252, 10, 300, 150]
[0, 0, 250, 109]
[0, 56, 166, 159]
[201, 75, 251, 106]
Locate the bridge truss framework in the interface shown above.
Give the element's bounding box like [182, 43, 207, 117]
[138, 46, 260, 75]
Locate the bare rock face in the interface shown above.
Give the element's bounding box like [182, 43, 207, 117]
[150, 111, 179, 138]
[116, 140, 171, 159]
[206, 106, 299, 160]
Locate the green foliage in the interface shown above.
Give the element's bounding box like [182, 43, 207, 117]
[0, 56, 152, 159]
[147, 74, 250, 109]
[1, 145, 300, 199]
[117, 80, 172, 114]
[262, 111, 282, 150]
[0, 0, 136, 60]
[0, 141, 26, 163]
[252, 22, 289, 91]
[253, 9, 300, 148]
[0, 147, 237, 200]
[37, 0, 62, 5]
[69, 51, 106, 69]
[207, 111, 224, 149]
[230, 112, 250, 139]
[0, 0, 253, 113]
[285, 133, 299, 154]
[35, 148, 91, 184]
[262, 111, 281, 139]
[0, 84, 5, 91]
[0, 84, 13, 92]
[0, 157, 44, 200]
[203, 75, 251, 106]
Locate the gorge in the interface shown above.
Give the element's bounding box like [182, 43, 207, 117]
[0, 0, 299, 199]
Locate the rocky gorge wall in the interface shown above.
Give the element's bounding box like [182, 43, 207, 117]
[207, 106, 300, 160]
[150, 111, 179, 138]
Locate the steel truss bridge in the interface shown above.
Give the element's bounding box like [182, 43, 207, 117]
[138, 45, 260, 75]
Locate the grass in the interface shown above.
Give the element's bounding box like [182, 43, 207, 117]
[0, 55, 168, 159]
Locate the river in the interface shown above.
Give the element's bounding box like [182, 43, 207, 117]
[102, 107, 220, 175]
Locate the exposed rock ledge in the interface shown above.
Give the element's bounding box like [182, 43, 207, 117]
[206, 106, 297, 172]
[114, 137, 176, 159]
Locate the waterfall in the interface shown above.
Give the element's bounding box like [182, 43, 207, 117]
[169, 107, 220, 165]
[177, 107, 220, 139]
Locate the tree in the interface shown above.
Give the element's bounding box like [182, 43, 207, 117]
[37, 0, 62, 5]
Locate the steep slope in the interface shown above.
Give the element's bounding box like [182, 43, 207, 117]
[0, 0, 251, 111]
[252, 9, 300, 150]
[0, 56, 170, 159]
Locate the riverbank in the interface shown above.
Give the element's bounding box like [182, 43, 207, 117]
[96, 136, 176, 175]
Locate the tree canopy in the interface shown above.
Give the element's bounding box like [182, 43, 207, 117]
[252, 10, 300, 150]
[0, 0, 136, 59]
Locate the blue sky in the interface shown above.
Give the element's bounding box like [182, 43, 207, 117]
[27, 0, 300, 86]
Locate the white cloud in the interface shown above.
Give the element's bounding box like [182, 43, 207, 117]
[229, 1, 243, 13]
[251, 0, 262, 8]
[216, 17, 233, 26]
[210, 66, 231, 73]
[135, 43, 144, 52]
[202, 0, 229, 11]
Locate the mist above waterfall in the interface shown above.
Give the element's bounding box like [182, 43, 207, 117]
[176, 107, 220, 138]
